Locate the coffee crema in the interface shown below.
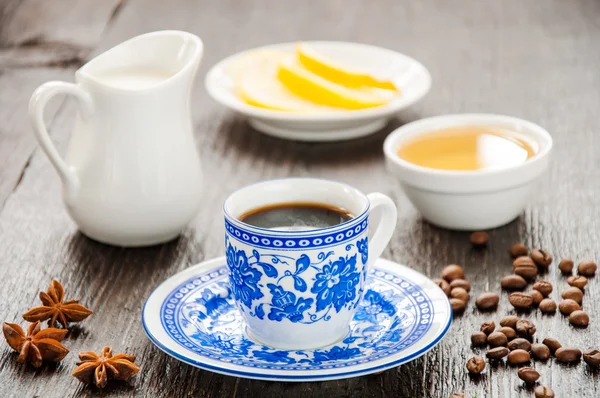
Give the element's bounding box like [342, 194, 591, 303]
[396, 125, 538, 171]
[238, 202, 353, 231]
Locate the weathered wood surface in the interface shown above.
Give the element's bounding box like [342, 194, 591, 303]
[0, 0, 123, 204]
[1, 0, 600, 397]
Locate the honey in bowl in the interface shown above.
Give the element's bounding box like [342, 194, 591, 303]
[396, 125, 538, 171]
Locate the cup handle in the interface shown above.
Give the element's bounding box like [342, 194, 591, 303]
[366, 193, 398, 268]
[29, 81, 93, 197]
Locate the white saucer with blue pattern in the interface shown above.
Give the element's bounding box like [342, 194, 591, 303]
[142, 257, 452, 382]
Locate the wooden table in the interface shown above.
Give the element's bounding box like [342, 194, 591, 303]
[1, 0, 599, 396]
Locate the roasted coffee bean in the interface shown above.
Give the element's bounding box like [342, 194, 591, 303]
[539, 298, 557, 314]
[450, 287, 469, 303]
[499, 315, 520, 329]
[532, 280, 553, 297]
[583, 349, 600, 367]
[513, 257, 538, 280]
[531, 343, 550, 360]
[516, 320, 536, 337]
[442, 264, 464, 282]
[450, 298, 466, 313]
[530, 290, 544, 306]
[542, 338, 562, 354]
[471, 331, 488, 346]
[509, 292, 534, 309]
[513, 255, 535, 268]
[450, 279, 471, 292]
[567, 275, 588, 289]
[487, 332, 508, 347]
[480, 320, 495, 335]
[555, 347, 582, 363]
[559, 258, 574, 274]
[578, 260, 597, 276]
[470, 231, 488, 247]
[476, 292, 499, 310]
[561, 287, 583, 304]
[498, 326, 516, 340]
[517, 367, 540, 383]
[569, 310, 589, 327]
[514, 264, 539, 280]
[508, 349, 530, 365]
[501, 274, 528, 290]
[486, 346, 509, 360]
[558, 299, 581, 315]
[433, 278, 451, 296]
[531, 248, 552, 268]
[466, 356, 486, 374]
[508, 338, 532, 352]
[534, 386, 555, 398]
[510, 243, 528, 258]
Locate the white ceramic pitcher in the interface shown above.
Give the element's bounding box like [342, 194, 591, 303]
[29, 31, 204, 246]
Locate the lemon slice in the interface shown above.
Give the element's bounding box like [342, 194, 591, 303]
[235, 51, 338, 112]
[297, 44, 399, 91]
[277, 55, 393, 110]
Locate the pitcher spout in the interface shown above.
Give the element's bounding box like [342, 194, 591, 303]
[76, 31, 203, 91]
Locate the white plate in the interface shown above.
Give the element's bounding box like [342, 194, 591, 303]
[142, 257, 451, 382]
[205, 41, 432, 141]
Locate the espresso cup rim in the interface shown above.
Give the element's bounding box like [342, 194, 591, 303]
[223, 177, 371, 235]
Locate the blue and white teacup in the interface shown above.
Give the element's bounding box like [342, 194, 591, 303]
[223, 178, 397, 350]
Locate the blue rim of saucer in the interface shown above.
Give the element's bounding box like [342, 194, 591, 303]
[142, 257, 452, 381]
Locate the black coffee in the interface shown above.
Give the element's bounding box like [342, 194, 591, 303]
[239, 202, 353, 230]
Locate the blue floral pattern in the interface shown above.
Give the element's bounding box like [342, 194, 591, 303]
[311, 255, 361, 313]
[190, 330, 253, 356]
[224, 237, 367, 325]
[356, 238, 368, 265]
[311, 346, 361, 363]
[226, 242, 263, 309]
[191, 288, 230, 320]
[354, 290, 396, 324]
[156, 265, 439, 375]
[266, 284, 314, 322]
[185, 213, 446, 378]
[252, 349, 296, 364]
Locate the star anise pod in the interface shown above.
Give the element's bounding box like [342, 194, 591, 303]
[72, 346, 139, 388]
[22, 280, 92, 328]
[2, 321, 69, 367]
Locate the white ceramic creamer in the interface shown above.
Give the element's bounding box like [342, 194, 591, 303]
[29, 31, 204, 246]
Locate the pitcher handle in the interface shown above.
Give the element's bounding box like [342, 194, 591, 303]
[366, 193, 398, 268]
[29, 82, 93, 196]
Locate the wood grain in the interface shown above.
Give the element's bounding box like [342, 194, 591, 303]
[0, 0, 125, 205]
[1, 0, 600, 397]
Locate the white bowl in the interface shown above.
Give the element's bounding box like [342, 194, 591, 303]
[205, 41, 431, 142]
[383, 114, 553, 230]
